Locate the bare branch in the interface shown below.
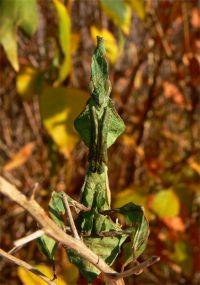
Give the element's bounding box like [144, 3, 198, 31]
[105, 256, 160, 280]
[66, 194, 89, 212]
[9, 230, 44, 255]
[61, 193, 80, 240]
[14, 229, 45, 247]
[0, 248, 56, 285]
[30, 182, 40, 200]
[8, 245, 23, 255]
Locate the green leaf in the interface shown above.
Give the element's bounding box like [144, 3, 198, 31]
[49, 191, 66, 227]
[39, 86, 89, 156]
[71, 208, 128, 282]
[86, 235, 126, 274]
[117, 203, 149, 260]
[37, 191, 67, 260]
[76, 210, 95, 236]
[53, 0, 71, 86]
[126, 0, 146, 20]
[118, 203, 143, 225]
[121, 241, 133, 271]
[37, 235, 57, 261]
[0, 0, 38, 71]
[100, 0, 131, 34]
[68, 234, 127, 282]
[151, 189, 180, 218]
[14, 0, 38, 36]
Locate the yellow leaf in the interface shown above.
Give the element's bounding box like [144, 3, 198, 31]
[17, 66, 43, 100]
[53, 0, 71, 86]
[39, 86, 89, 157]
[3, 142, 35, 171]
[62, 256, 79, 285]
[91, 26, 119, 63]
[100, 0, 131, 34]
[126, 0, 146, 20]
[18, 264, 67, 285]
[151, 189, 180, 218]
[113, 188, 147, 208]
[113, 188, 152, 220]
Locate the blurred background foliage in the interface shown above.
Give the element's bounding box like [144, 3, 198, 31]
[0, 0, 199, 284]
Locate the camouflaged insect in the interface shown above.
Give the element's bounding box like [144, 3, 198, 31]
[37, 36, 149, 283]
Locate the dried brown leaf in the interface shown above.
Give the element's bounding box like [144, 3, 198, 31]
[3, 142, 35, 171]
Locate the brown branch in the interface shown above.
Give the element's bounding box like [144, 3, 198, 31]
[0, 248, 56, 285]
[8, 245, 22, 255]
[14, 230, 45, 247]
[30, 182, 40, 200]
[105, 256, 160, 280]
[0, 176, 124, 285]
[8, 230, 44, 255]
[66, 194, 89, 212]
[61, 193, 80, 239]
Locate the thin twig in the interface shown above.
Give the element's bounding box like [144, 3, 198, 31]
[105, 256, 160, 280]
[61, 193, 80, 240]
[8, 245, 23, 255]
[30, 182, 40, 200]
[68, 196, 89, 212]
[0, 248, 56, 285]
[14, 229, 45, 247]
[9, 229, 45, 254]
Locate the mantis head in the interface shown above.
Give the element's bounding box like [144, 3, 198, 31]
[89, 79, 111, 108]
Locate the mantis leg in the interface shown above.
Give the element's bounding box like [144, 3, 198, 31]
[97, 107, 109, 174]
[89, 105, 98, 172]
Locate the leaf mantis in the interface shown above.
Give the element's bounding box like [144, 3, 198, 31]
[38, 36, 149, 283]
